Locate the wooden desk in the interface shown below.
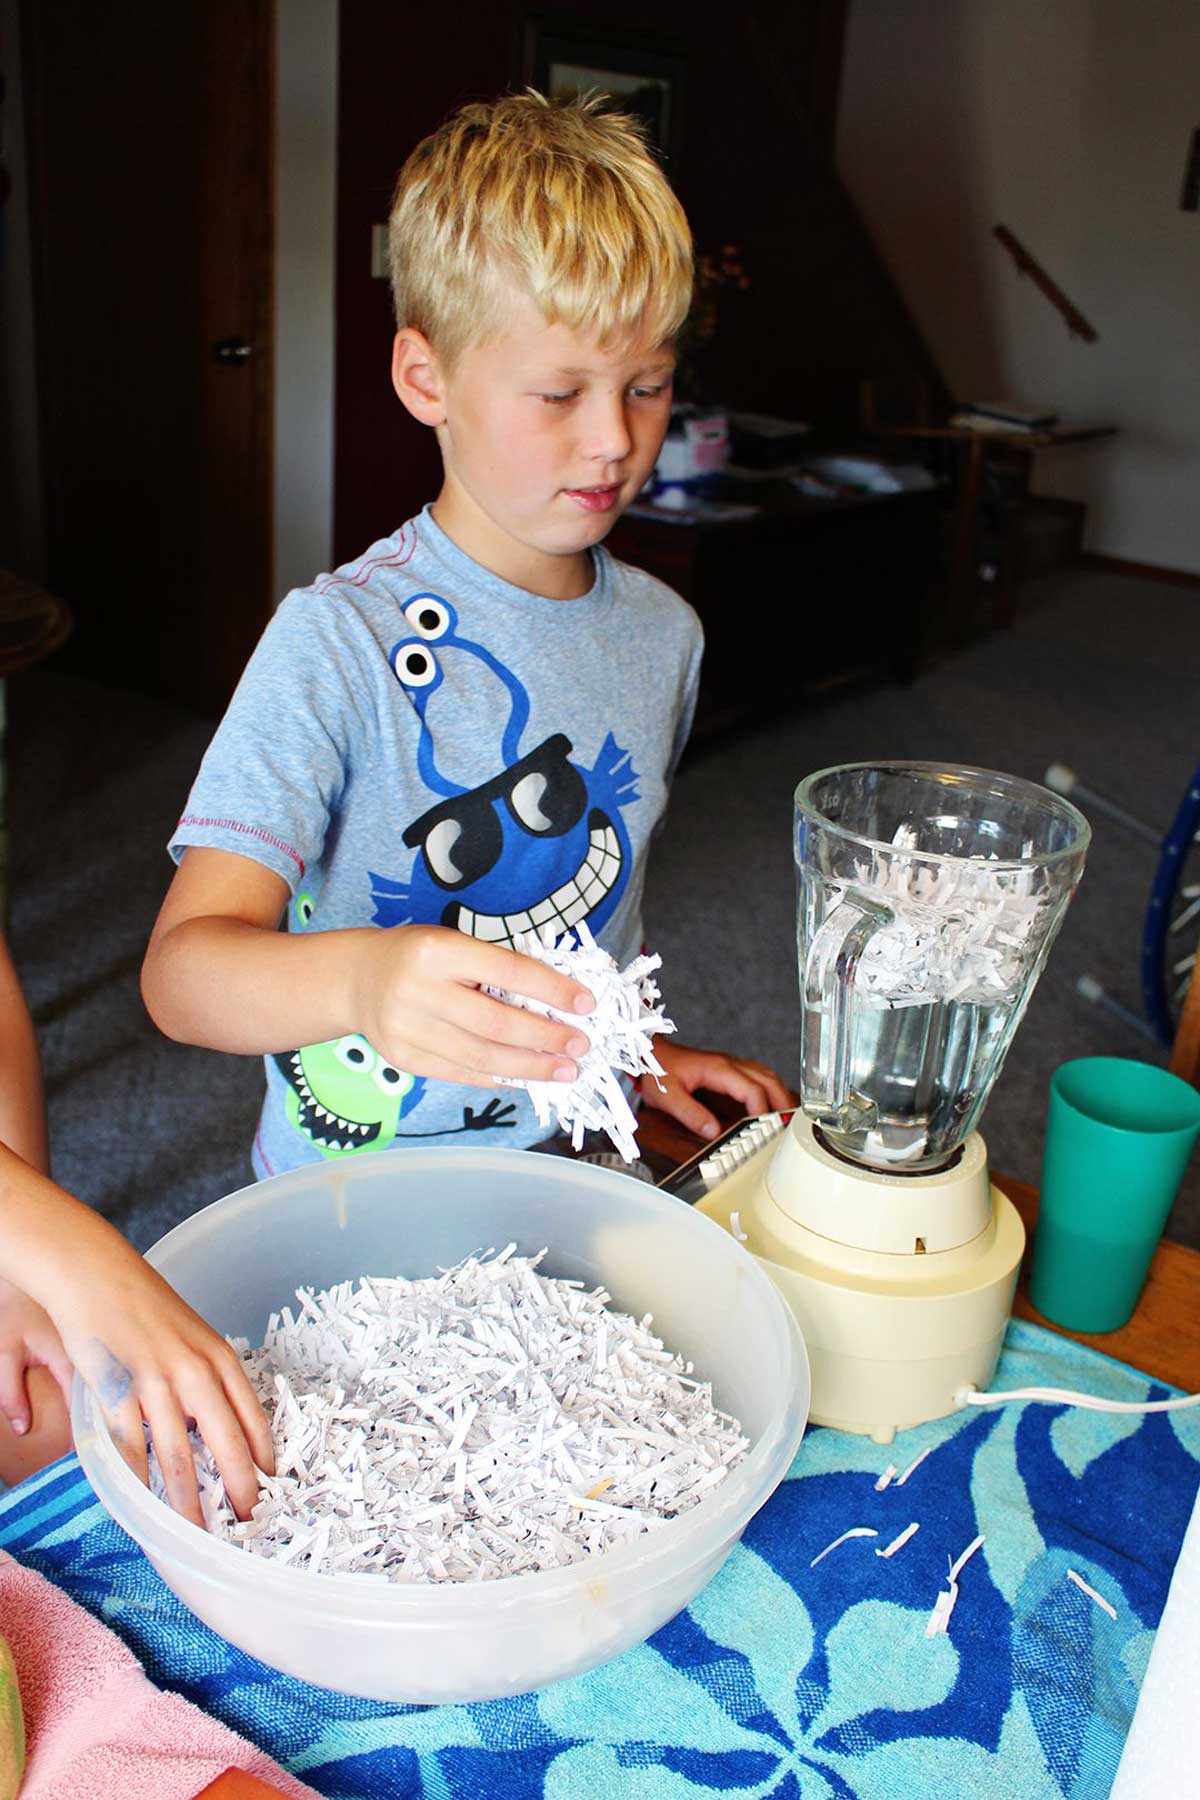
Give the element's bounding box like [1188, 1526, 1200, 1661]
[867, 421, 1116, 641]
[608, 483, 940, 739]
[635, 1111, 1200, 1394]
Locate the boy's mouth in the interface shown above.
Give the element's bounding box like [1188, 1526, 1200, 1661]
[442, 809, 622, 946]
[564, 482, 622, 513]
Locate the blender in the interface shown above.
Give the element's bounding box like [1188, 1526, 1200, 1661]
[696, 761, 1090, 1443]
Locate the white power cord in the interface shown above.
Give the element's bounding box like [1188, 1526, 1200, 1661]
[957, 1384, 1200, 1416]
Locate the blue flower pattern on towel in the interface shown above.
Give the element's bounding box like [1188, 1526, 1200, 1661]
[2, 1320, 1197, 1799]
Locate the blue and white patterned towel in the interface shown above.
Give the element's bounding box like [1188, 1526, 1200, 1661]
[1, 1317, 1196, 1799]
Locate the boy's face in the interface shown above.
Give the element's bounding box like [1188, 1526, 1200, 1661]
[398, 286, 675, 597]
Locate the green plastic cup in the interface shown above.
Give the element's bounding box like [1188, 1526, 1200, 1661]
[1029, 1056, 1200, 1332]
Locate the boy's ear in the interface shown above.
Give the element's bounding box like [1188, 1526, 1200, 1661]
[391, 328, 446, 426]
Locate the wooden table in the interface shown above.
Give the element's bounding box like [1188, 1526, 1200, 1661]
[635, 1110, 1200, 1394]
[868, 421, 1116, 641]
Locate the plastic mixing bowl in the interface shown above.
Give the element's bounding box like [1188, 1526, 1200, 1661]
[73, 1146, 808, 1702]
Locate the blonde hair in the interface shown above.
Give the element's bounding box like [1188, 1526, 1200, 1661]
[389, 89, 693, 367]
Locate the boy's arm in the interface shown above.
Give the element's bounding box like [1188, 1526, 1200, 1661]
[645, 1041, 792, 1140]
[142, 846, 597, 1086]
[0, 937, 49, 1174]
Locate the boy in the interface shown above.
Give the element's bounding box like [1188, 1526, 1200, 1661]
[142, 91, 787, 1173]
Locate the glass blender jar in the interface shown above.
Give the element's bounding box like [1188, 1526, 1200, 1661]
[795, 761, 1090, 1173]
[695, 761, 1090, 1442]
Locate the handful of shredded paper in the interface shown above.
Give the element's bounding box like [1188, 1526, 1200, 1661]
[152, 1248, 747, 1584]
[488, 920, 676, 1160]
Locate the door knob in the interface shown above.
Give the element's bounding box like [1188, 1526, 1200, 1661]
[213, 338, 253, 365]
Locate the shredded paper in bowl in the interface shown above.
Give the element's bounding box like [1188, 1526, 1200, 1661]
[151, 1248, 748, 1584]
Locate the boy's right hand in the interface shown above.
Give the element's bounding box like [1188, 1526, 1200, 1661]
[353, 924, 595, 1089]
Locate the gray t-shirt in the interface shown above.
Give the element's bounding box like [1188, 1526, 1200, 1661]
[170, 505, 703, 1176]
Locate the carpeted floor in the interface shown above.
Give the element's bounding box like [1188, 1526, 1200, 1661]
[10, 561, 1199, 1250]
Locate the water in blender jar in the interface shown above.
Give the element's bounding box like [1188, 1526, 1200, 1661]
[795, 762, 1090, 1173]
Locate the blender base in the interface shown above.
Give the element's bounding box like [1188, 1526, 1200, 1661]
[696, 1121, 1025, 1445]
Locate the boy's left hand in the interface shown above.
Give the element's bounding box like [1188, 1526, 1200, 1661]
[643, 1040, 792, 1141]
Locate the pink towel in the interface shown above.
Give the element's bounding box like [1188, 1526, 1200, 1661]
[0, 1549, 319, 1800]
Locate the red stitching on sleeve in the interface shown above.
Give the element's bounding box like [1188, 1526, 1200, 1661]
[175, 815, 306, 878]
[316, 520, 418, 595]
[254, 1118, 276, 1177]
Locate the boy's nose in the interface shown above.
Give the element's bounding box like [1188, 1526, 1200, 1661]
[584, 395, 633, 463]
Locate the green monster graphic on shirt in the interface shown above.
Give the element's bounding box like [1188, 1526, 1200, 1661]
[274, 894, 522, 1157]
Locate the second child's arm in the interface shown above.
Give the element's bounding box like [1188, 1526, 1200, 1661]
[0, 936, 49, 1174]
[0, 1145, 272, 1524]
[142, 847, 595, 1087]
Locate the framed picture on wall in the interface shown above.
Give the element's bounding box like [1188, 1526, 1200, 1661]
[516, 14, 687, 171]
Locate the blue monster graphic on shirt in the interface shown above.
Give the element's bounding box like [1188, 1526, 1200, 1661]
[368, 591, 639, 947]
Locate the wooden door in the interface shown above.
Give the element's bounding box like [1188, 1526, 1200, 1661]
[23, 0, 274, 715]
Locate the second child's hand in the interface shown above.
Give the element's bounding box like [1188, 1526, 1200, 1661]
[55, 1257, 274, 1529]
[0, 1143, 275, 1529]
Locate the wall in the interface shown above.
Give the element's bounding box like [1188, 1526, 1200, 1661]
[837, 0, 1200, 574]
[274, 0, 338, 601]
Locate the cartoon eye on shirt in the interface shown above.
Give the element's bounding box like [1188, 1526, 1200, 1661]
[389, 594, 454, 695]
[406, 734, 588, 889]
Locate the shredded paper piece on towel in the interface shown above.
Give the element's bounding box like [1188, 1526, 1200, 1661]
[875, 1446, 930, 1492]
[895, 1445, 933, 1486]
[1066, 1567, 1118, 1619]
[810, 1527, 878, 1568]
[926, 1533, 985, 1638]
[839, 823, 1049, 1010]
[876, 1522, 920, 1560]
[149, 1247, 747, 1585]
[486, 920, 675, 1161]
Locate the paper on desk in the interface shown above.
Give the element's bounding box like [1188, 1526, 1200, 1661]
[1110, 1478, 1200, 1798]
[624, 495, 760, 526]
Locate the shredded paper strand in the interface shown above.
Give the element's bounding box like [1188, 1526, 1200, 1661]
[486, 920, 675, 1161]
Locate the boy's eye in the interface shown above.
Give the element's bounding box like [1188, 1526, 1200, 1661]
[632, 384, 670, 399]
[539, 391, 578, 406]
